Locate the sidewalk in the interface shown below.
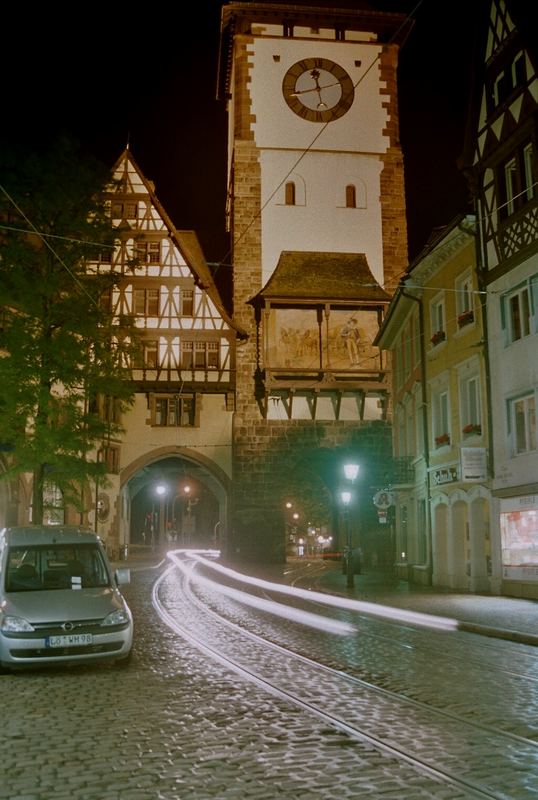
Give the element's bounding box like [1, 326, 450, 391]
[116, 551, 538, 648]
[313, 563, 538, 647]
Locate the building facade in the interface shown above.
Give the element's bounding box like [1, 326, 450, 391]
[218, 2, 410, 562]
[0, 148, 245, 558]
[376, 217, 496, 591]
[463, 0, 538, 597]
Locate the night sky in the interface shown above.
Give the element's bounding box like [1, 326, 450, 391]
[2, 1, 485, 304]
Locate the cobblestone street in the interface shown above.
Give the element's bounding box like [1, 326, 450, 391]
[1, 560, 537, 799]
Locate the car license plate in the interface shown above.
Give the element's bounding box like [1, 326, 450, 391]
[46, 633, 93, 647]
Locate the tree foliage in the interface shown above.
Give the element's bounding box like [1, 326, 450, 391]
[0, 136, 136, 523]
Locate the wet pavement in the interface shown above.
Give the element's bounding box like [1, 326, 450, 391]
[123, 551, 538, 647]
[2, 552, 537, 799]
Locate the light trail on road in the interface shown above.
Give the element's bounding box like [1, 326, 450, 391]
[152, 550, 538, 800]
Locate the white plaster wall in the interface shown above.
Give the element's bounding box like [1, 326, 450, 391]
[260, 149, 383, 284]
[247, 36, 389, 286]
[119, 393, 234, 480]
[487, 254, 538, 491]
[248, 37, 388, 154]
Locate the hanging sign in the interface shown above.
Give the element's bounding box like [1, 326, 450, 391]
[373, 490, 394, 509]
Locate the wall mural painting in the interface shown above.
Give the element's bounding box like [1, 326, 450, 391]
[268, 309, 379, 370]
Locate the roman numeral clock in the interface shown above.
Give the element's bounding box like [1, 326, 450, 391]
[282, 58, 355, 122]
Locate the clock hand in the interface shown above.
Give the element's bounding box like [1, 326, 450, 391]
[290, 80, 342, 97]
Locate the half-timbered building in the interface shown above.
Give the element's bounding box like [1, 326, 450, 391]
[90, 148, 244, 557]
[463, 0, 538, 597]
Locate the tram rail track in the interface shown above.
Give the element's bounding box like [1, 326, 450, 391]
[152, 551, 538, 800]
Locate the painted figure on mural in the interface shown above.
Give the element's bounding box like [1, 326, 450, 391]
[340, 316, 361, 365]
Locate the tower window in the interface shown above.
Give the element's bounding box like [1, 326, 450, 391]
[285, 182, 296, 206]
[345, 185, 356, 208]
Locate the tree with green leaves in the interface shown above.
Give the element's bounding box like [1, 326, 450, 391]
[0, 136, 136, 524]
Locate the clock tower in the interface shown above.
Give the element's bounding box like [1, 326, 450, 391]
[218, 2, 410, 562]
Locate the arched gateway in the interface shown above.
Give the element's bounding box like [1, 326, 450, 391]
[119, 447, 231, 558]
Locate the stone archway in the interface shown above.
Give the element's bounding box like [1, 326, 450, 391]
[119, 446, 231, 556]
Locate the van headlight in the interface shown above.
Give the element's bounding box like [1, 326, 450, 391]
[1, 615, 35, 633]
[102, 609, 130, 627]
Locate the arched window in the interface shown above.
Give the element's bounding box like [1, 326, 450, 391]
[345, 184, 356, 208]
[285, 182, 296, 205]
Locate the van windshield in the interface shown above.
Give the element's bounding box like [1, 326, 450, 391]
[5, 544, 111, 592]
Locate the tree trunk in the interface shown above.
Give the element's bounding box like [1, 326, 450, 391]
[32, 464, 45, 524]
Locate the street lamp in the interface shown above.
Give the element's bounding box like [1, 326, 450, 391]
[342, 462, 359, 589]
[340, 490, 353, 588]
[344, 463, 359, 482]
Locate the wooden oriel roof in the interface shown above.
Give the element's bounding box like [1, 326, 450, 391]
[248, 251, 391, 306]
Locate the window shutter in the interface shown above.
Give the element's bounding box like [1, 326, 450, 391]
[530, 274, 538, 333]
[500, 294, 509, 346]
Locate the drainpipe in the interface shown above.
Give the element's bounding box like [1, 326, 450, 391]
[459, 213, 494, 480]
[400, 288, 433, 585]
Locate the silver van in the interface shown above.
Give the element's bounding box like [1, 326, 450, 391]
[0, 525, 133, 671]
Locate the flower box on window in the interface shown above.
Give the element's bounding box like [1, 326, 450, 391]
[430, 330, 446, 346]
[435, 432, 450, 446]
[462, 423, 481, 435]
[457, 310, 474, 327]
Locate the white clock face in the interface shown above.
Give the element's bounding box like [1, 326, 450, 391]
[282, 58, 355, 123]
[294, 67, 344, 111]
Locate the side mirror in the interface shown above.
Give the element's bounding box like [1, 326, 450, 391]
[115, 567, 131, 586]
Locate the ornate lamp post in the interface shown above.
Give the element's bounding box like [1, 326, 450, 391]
[342, 462, 359, 589]
[340, 490, 353, 588]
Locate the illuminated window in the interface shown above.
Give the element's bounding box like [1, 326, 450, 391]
[182, 341, 220, 369]
[181, 289, 194, 316]
[509, 286, 531, 341]
[430, 296, 446, 345]
[432, 388, 450, 445]
[499, 142, 535, 219]
[111, 202, 137, 220]
[136, 242, 160, 264]
[133, 341, 158, 369]
[153, 395, 195, 427]
[134, 288, 160, 316]
[509, 394, 536, 455]
[460, 375, 481, 431]
[90, 394, 122, 424]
